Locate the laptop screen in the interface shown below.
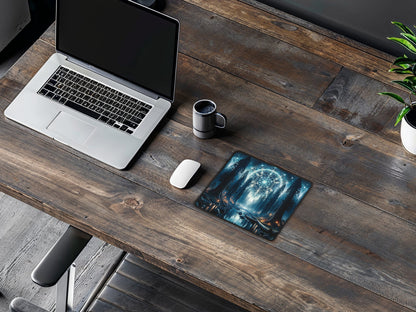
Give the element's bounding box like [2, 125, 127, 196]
[56, 0, 179, 101]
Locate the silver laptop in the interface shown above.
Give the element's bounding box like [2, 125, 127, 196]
[5, 0, 179, 169]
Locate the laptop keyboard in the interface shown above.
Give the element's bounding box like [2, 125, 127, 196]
[38, 66, 152, 134]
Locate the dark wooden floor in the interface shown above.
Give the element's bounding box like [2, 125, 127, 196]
[0, 191, 123, 312]
[87, 254, 249, 312]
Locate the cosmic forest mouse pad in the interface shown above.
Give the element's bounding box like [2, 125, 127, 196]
[195, 152, 312, 240]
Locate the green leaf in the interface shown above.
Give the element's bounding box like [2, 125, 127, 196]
[393, 56, 416, 67]
[392, 21, 415, 35]
[378, 92, 406, 103]
[389, 68, 413, 74]
[404, 76, 416, 84]
[388, 37, 416, 54]
[395, 106, 411, 126]
[392, 80, 415, 92]
[402, 33, 416, 47]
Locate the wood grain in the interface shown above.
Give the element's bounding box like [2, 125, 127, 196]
[165, 0, 340, 107]
[164, 0, 407, 141]
[240, 0, 395, 61]
[181, 0, 398, 86]
[0, 100, 413, 311]
[33, 4, 405, 141]
[169, 55, 416, 222]
[313, 67, 406, 142]
[88, 254, 248, 312]
[1, 1, 415, 311]
[126, 121, 416, 309]
[124, 54, 416, 309]
[0, 194, 123, 312]
[2, 21, 416, 312]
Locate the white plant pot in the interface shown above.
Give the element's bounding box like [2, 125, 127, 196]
[400, 109, 416, 155]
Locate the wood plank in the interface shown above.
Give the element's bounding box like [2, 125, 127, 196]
[1, 1, 415, 311]
[0, 195, 62, 310]
[120, 255, 248, 312]
[0, 193, 123, 312]
[170, 55, 416, 221]
[72, 240, 124, 311]
[121, 57, 416, 308]
[281, 185, 416, 309]
[164, 0, 340, 107]
[93, 286, 160, 312]
[1, 21, 416, 310]
[163, 0, 410, 141]
[88, 299, 127, 312]
[122, 120, 416, 310]
[125, 52, 416, 308]
[313, 67, 405, 142]
[181, 0, 398, 86]
[88, 301, 126, 312]
[34, 4, 403, 142]
[0, 97, 413, 312]
[240, 0, 395, 62]
[25, 3, 409, 157]
[5, 40, 53, 87]
[107, 273, 204, 312]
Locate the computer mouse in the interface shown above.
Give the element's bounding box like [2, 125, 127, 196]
[170, 159, 201, 189]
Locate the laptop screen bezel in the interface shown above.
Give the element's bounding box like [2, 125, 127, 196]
[55, 0, 180, 102]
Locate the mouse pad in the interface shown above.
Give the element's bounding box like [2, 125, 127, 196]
[195, 152, 312, 240]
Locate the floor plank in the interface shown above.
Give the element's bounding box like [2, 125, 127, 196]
[87, 254, 249, 312]
[87, 299, 124, 312]
[0, 192, 123, 312]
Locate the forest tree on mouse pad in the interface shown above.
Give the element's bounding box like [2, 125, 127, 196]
[195, 152, 311, 240]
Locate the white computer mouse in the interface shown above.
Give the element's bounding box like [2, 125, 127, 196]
[169, 159, 201, 189]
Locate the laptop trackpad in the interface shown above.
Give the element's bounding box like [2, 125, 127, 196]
[47, 111, 95, 145]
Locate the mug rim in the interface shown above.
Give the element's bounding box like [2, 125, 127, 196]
[193, 99, 216, 115]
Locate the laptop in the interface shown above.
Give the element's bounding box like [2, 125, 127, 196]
[4, 0, 179, 169]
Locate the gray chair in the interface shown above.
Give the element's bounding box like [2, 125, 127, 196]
[9, 224, 250, 312]
[9, 226, 91, 312]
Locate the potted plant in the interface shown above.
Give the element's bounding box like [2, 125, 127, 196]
[379, 21, 416, 154]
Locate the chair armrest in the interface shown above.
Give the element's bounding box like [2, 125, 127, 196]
[9, 298, 48, 312]
[31, 226, 91, 287]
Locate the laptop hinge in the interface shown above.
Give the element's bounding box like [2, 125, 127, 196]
[63, 54, 160, 101]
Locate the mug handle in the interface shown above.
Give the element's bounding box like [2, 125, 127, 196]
[215, 113, 227, 129]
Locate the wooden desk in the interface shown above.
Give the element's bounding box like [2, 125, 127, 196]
[1, 1, 415, 311]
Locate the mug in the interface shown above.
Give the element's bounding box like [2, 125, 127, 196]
[193, 99, 227, 139]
